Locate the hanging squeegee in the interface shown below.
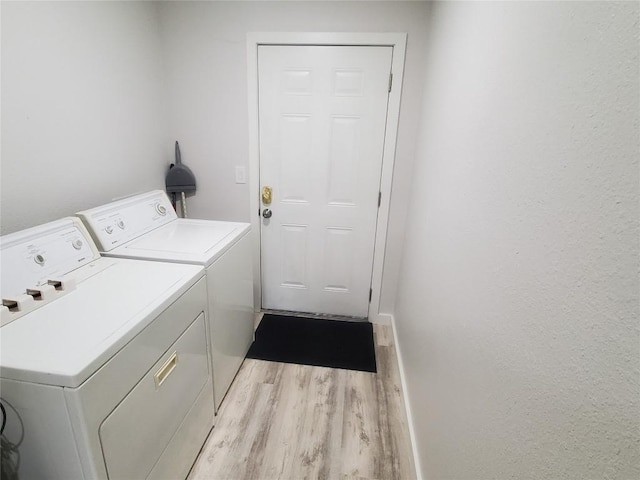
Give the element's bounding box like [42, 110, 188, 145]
[165, 141, 196, 217]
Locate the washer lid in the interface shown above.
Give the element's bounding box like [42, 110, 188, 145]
[108, 219, 250, 267]
[0, 258, 205, 388]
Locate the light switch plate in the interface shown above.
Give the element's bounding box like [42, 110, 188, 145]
[235, 166, 247, 184]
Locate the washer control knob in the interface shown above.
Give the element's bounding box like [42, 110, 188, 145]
[105, 226, 114, 234]
[117, 220, 125, 229]
[155, 203, 167, 216]
[34, 254, 45, 265]
[72, 239, 83, 250]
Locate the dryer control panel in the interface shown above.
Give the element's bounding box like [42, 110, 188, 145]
[77, 190, 177, 252]
[1, 218, 100, 326]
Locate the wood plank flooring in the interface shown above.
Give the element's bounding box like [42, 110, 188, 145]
[188, 324, 415, 480]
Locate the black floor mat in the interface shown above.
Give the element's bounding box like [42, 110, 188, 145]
[246, 314, 377, 373]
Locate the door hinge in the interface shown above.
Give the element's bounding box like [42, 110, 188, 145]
[369, 288, 373, 302]
[388, 72, 393, 93]
[378, 191, 382, 207]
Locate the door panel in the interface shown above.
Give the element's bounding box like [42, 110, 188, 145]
[281, 223, 308, 288]
[323, 227, 354, 291]
[328, 116, 360, 204]
[258, 45, 392, 317]
[280, 115, 312, 202]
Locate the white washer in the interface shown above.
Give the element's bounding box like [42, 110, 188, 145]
[0, 217, 214, 480]
[77, 190, 254, 411]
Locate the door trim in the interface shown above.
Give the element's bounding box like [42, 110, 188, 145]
[247, 32, 407, 324]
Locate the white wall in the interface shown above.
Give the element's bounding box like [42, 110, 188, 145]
[395, 2, 639, 478]
[156, 1, 429, 313]
[1, 1, 168, 234]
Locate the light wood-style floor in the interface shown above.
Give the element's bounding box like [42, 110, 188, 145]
[189, 323, 416, 480]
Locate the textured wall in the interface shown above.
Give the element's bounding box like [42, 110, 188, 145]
[394, 2, 639, 478]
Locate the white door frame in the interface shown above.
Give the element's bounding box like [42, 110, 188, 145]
[247, 32, 407, 324]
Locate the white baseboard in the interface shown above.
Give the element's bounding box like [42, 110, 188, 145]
[389, 313, 423, 480]
[370, 312, 392, 325]
[253, 311, 264, 331]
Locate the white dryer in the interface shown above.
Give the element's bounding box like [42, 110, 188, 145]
[0, 218, 214, 480]
[77, 190, 254, 411]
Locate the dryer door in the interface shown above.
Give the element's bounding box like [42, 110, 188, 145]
[99, 314, 209, 480]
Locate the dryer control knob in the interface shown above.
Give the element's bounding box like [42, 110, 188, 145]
[105, 226, 114, 234]
[117, 220, 125, 229]
[72, 239, 83, 250]
[34, 254, 45, 265]
[155, 203, 167, 216]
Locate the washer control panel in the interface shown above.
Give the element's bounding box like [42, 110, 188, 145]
[76, 191, 177, 252]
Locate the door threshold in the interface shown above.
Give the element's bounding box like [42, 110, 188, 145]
[261, 309, 369, 323]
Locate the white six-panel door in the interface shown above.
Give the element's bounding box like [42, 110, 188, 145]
[258, 45, 393, 318]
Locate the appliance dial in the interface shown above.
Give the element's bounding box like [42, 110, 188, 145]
[34, 254, 45, 265]
[105, 226, 114, 234]
[72, 239, 83, 250]
[117, 220, 125, 229]
[155, 203, 167, 216]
